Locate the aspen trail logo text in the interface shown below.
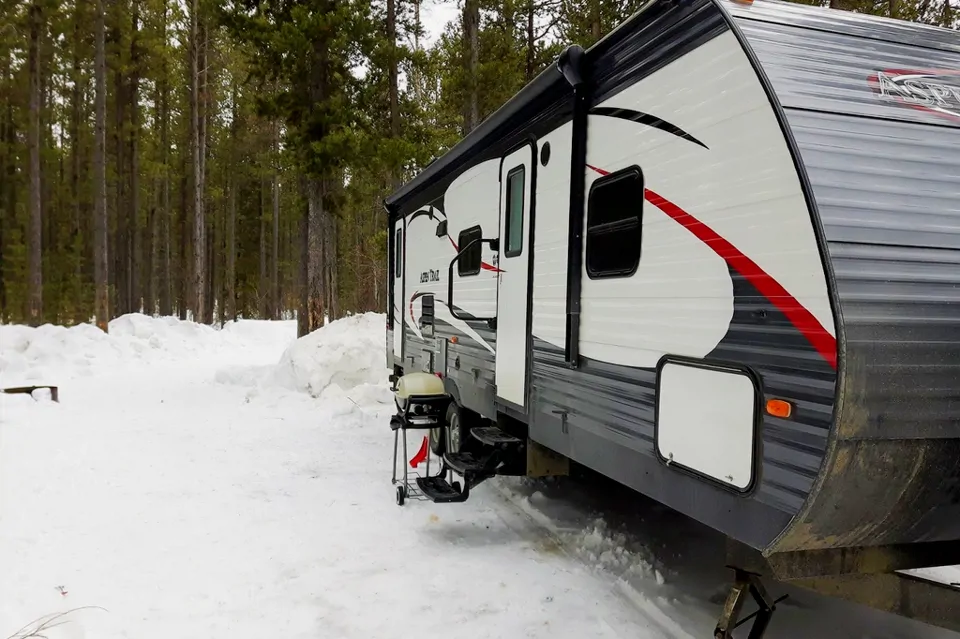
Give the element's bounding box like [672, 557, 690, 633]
[870, 69, 960, 123]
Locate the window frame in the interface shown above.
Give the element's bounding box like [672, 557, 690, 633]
[394, 227, 403, 279]
[585, 165, 644, 280]
[504, 165, 526, 259]
[457, 225, 483, 277]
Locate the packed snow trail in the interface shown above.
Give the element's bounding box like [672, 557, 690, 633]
[0, 315, 673, 639]
[2, 313, 959, 639]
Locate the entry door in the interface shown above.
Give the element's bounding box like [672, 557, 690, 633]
[495, 145, 534, 409]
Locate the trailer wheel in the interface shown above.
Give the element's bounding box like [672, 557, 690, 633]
[429, 425, 445, 457]
[446, 402, 469, 454]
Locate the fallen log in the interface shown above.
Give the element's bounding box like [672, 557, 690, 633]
[1, 385, 59, 402]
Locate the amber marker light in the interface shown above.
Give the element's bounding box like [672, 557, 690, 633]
[766, 399, 793, 419]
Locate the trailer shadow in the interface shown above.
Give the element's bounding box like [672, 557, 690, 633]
[496, 466, 960, 639]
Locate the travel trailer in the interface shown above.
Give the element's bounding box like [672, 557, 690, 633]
[384, 0, 960, 633]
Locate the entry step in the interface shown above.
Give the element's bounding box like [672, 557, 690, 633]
[443, 451, 495, 475]
[471, 426, 523, 446]
[416, 476, 467, 503]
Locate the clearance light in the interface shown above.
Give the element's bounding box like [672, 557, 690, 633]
[766, 399, 793, 419]
[731, 0, 754, 4]
[450, 336, 459, 344]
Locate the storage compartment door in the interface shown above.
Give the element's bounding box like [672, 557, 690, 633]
[655, 359, 759, 491]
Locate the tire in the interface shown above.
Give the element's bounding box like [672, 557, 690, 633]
[446, 402, 469, 455]
[429, 424, 445, 457]
[396, 485, 406, 506]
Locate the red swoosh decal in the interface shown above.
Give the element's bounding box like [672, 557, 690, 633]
[587, 164, 837, 370]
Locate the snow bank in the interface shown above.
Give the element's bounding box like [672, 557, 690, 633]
[269, 312, 388, 397]
[0, 314, 296, 386]
[215, 312, 393, 409]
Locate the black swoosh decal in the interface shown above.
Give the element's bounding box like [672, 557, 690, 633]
[590, 107, 708, 149]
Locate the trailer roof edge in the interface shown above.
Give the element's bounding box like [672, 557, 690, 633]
[384, 44, 587, 216]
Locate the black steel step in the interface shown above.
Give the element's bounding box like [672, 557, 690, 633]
[416, 476, 468, 503]
[443, 451, 496, 476]
[471, 425, 523, 446]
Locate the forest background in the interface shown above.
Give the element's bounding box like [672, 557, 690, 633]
[0, 0, 956, 335]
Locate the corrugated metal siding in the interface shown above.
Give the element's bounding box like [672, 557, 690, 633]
[529, 342, 799, 548]
[396, 314, 501, 422]
[730, 2, 960, 439]
[728, 1, 960, 549]
[731, 10, 960, 128]
[784, 110, 960, 439]
[725, 0, 960, 54]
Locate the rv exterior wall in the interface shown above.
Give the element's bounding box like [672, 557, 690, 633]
[529, 24, 837, 550]
[530, 122, 575, 348]
[387, 0, 960, 556]
[728, 0, 960, 552]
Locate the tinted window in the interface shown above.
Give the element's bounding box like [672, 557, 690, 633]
[505, 166, 525, 257]
[586, 167, 643, 279]
[394, 228, 402, 278]
[457, 226, 482, 276]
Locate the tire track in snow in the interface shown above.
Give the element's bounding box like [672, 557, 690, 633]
[478, 479, 701, 639]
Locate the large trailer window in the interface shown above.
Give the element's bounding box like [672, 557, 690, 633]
[394, 228, 402, 278]
[585, 166, 643, 279]
[505, 166, 525, 257]
[457, 225, 482, 276]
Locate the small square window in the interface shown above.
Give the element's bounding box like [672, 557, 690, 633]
[586, 166, 644, 279]
[457, 225, 482, 276]
[505, 166, 525, 257]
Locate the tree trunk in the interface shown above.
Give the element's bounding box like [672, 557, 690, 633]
[591, 0, 601, 41]
[179, 156, 188, 320]
[462, 0, 480, 135]
[271, 122, 280, 320]
[526, 1, 535, 82]
[226, 86, 237, 323]
[199, 16, 210, 322]
[27, 1, 43, 325]
[387, 0, 400, 145]
[325, 194, 338, 320]
[0, 56, 8, 318]
[94, 0, 109, 332]
[115, 51, 127, 316]
[71, 1, 83, 320]
[207, 201, 217, 323]
[303, 178, 326, 335]
[260, 176, 267, 318]
[158, 2, 171, 316]
[130, 1, 141, 313]
[297, 183, 309, 337]
[190, 0, 205, 322]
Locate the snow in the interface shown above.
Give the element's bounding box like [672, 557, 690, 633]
[2, 312, 959, 639]
[0, 314, 295, 387]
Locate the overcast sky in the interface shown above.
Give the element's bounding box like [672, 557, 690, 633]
[418, 0, 463, 48]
